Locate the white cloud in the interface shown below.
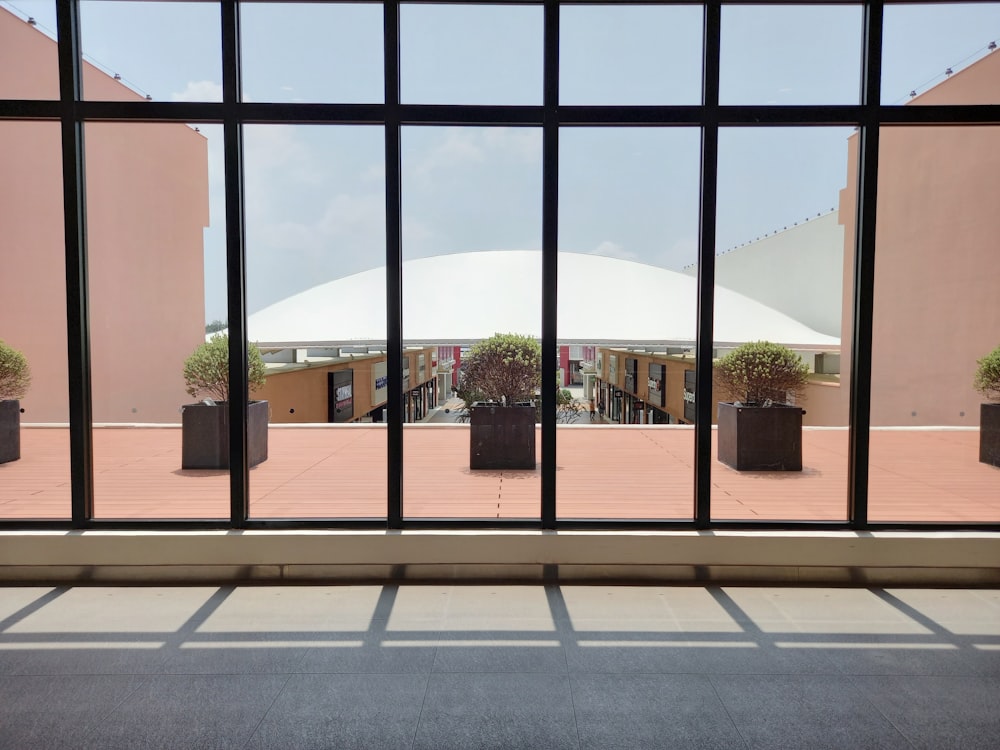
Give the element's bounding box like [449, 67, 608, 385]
[170, 80, 223, 103]
[412, 128, 486, 183]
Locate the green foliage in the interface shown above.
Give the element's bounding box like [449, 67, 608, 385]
[715, 341, 809, 406]
[974, 345, 1000, 401]
[205, 319, 227, 334]
[459, 333, 542, 406]
[182, 334, 267, 402]
[0, 340, 31, 401]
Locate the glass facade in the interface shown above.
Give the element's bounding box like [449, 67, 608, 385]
[0, 1, 997, 531]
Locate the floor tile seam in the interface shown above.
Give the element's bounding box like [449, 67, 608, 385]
[843, 674, 922, 749]
[73, 672, 155, 748]
[564, 669, 585, 750]
[241, 671, 295, 750]
[410, 669, 435, 750]
[705, 673, 752, 750]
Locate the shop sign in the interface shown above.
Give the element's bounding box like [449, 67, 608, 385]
[331, 369, 354, 423]
[418, 353, 426, 380]
[402, 359, 410, 391]
[647, 363, 665, 407]
[596, 350, 604, 376]
[609, 354, 618, 384]
[372, 361, 387, 406]
[683, 369, 696, 422]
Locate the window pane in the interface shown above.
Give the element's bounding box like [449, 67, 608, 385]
[245, 125, 387, 520]
[712, 127, 854, 521]
[558, 127, 701, 520]
[86, 122, 227, 519]
[0, 1, 58, 100]
[402, 126, 542, 519]
[0, 121, 69, 519]
[720, 4, 863, 105]
[560, 4, 702, 105]
[401, 3, 543, 105]
[867, 126, 1000, 522]
[81, 1, 221, 102]
[883, 3, 1000, 105]
[241, 2, 383, 104]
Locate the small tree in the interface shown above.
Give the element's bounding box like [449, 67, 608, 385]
[458, 333, 541, 406]
[0, 340, 31, 401]
[183, 334, 267, 403]
[715, 341, 809, 406]
[974, 345, 1000, 401]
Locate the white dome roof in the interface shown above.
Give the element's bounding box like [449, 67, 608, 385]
[247, 251, 839, 348]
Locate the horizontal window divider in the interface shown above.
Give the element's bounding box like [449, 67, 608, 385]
[0, 101, 61, 119]
[8, 102, 999, 129]
[398, 104, 545, 125]
[237, 102, 389, 124]
[874, 103, 1000, 125]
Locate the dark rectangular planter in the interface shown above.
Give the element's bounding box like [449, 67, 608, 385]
[182, 400, 269, 470]
[717, 402, 803, 471]
[0, 399, 20, 464]
[981, 402, 1000, 468]
[470, 402, 536, 470]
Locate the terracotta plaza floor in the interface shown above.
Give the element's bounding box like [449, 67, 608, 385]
[1, 424, 997, 523]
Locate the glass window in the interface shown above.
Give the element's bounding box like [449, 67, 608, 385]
[241, 2, 384, 104]
[401, 125, 543, 519]
[0, 121, 70, 519]
[560, 4, 702, 105]
[712, 127, 854, 521]
[720, 4, 863, 105]
[0, 1, 59, 100]
[867, 126, 1000, 522]
[244, 124, 388, 520]
[882, 2, 1000, 105]
[557, 127, 701, 520]
[85, 122, 228, 519]
[400, 3, 543, 105]
[81, 0, 221, 102]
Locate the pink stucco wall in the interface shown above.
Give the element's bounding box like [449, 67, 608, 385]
[839, 51, 1000, 426]
[0, 9, 209, 423]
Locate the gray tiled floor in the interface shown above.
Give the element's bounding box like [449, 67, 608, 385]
[0, 585, 998, 749]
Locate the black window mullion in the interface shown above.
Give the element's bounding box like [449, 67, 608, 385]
[848, 0, 884, 528]
[385, 0, 403, 528]
[57, 0, 94, 526]
[221, 0, 249, 526]
[694, 1, 722, 528]
[540, 0, 559, 528]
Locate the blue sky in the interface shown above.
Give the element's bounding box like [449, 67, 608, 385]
[5, 1, 999, 321]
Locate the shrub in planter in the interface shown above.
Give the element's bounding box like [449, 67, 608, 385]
[181, 334, 269, 470]
[715, 341, 809, 471]
[0, 340, 31, 464]
[974, 345, 1000, 468]
[461, 333, 540, 470]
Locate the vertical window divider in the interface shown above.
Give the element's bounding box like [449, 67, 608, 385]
[222, 0, 250, 525]
[57, 0, 94, 526]
[848, 0, 884, 527]
[541, 0, 559, 528]
[694, 1, 722, 528]
[385, 0, 404, 528]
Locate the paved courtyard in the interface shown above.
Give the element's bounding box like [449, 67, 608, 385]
[1, 425, 997, 523]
